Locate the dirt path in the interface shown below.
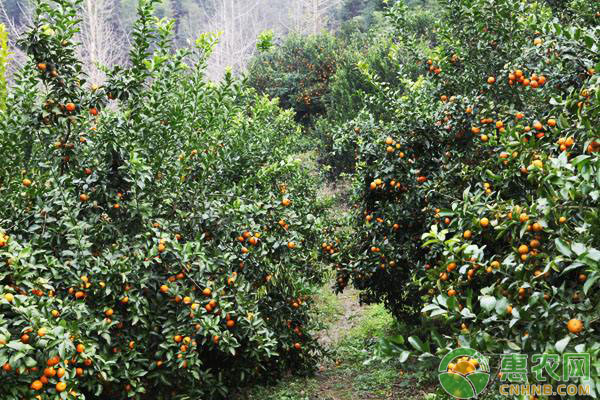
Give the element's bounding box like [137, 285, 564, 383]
[317, 288, 364, 347]
[242, 151, 435, 400]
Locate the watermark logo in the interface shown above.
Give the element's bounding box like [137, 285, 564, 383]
[438, 349, 592, 398]
[438, 347, 491, 399]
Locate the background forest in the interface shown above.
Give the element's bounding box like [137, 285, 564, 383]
[0, 0, 398, 80]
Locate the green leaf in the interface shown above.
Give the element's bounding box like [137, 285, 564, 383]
[555, 336, 571, 353]
[479, 295, 496, 312]
[555, 239, 573, 257]
[408, 336, 424, 352]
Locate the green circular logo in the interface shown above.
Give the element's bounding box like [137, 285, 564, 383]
[438, 348, 490, 399]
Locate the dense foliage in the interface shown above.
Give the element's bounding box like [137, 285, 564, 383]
[0, 1, 328, 399]
[2, 0, 600, 397]
[311, 0, 600, 392]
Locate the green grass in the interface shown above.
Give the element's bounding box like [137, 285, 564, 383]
[311, 278, 344, 327]
[239, 296, 432, 400]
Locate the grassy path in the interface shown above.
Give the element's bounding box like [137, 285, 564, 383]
[241, 285, 435, 400]
[240, 150, 436, 400]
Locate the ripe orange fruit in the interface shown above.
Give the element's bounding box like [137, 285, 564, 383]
[79, 193, 89, 202]
[533, 37, 542, 46]
[37, 327, 47, 337]
[287, 242, 296, 249]
[479, 217, 489, 227]
[76, 344, 85, 353]
[532, 222, 542, 232]
[281, 198, 291, 206]
[463, 230, 472, 239]
[65, 103, 76, 112]
[519, 213, 529, 223]
[487, 76, 495, 84]
[31, 380, 43, 390]
[506, 305, 513, 314]
[89, 107, 98, 116]
[446, 262, 457, 272]
[47, 356, 60, 367]
[515, 112, 524, 119]
[56, 381, 67, 392]
[547, 119, 556, 127]
[22, 178, 32, 187]
[57, 367, 65, 378]
[76, 367, 83, 377]
[447, 289, 457, 296]
[518, 245, 529, 255]
[159, 285, 169, 293]
[226, 320, 235, 328]
[44, 367, 56, 377]
[293, 342, 301, 350]
[533, 121, 543, 131]
[567, 319, 583, 334]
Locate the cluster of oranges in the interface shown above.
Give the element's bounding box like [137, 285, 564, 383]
[426, 59, 442, 74]
[6, 351, 92, 397]
[507, 69, 547, 88]
[321, 241, 339, 255]
[384, 136, 405, 158]
[237, 230, 261, 254]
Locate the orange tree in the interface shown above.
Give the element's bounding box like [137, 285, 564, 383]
[0, 0, 328, 399]
[246, 32, 341, 124]
[328, 0, 600, 388]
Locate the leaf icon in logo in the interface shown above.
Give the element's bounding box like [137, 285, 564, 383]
[439, 372, 476, 399]
[468, 372, 490, 395]
[438, 348, 490, 399]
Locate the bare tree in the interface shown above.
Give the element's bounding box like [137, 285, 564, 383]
[0, 0, 30, 76]
[78, 0, 127, 85]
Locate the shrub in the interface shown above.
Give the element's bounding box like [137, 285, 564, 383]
[246, 32, 340, 124]
[0, 1, 327, 399]
[329, 0, 600, 389]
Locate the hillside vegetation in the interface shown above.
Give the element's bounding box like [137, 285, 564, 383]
[0, 0, 599, 399]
